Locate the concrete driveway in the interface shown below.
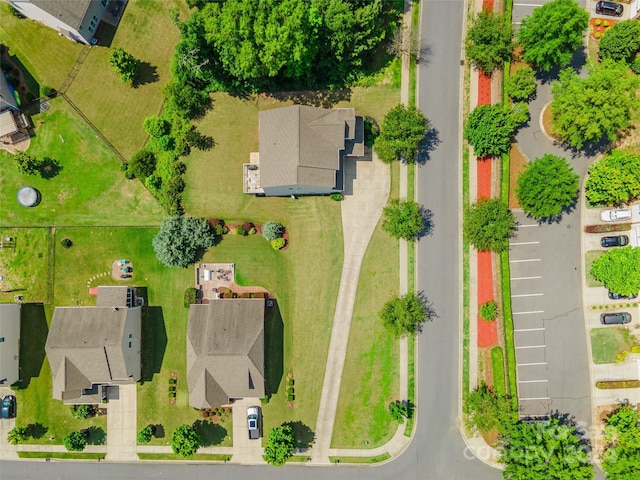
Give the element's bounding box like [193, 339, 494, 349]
[106, 383, 137, 461]
[230, 398, 263, 464]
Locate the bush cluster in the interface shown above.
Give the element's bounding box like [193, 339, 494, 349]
[480, 300, 499, 321]
[262, 221, 284, 241]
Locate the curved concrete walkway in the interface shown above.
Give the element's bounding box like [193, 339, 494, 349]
[310, 152, 390, 464]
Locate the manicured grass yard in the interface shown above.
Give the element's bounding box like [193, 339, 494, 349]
[0, 228, 49, 304]
[0, 99, 163, 227]
[585, 250, 606, 288]
[590, 327, 638, 364]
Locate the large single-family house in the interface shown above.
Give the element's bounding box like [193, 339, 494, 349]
[0, 303, 21, 386]
[187, 298, 265, 409]
[45, 286, 141, 404]
[7, 0, 117, 44]
[244, 105, 365, 197]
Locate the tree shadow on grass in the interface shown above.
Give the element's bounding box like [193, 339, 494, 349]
[133, 62, 159, 89]
[259, 89, 353, 109]
[193, 419, 227, 446]
[152, 424, 165, 439]
[264, 299, 284, 397]
[139, 305, 167, 384]
[16, 303, 48, 389]
[28, 422, 48, 439]
[40, 157, 63, 180]
[283, 421, 315, 450]
[84, 426, 106, 445]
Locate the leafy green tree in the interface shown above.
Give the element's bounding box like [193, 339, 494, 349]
[463, 383, 513, 435]
[127, 150, 157, 179]
[599, 20, 640, 63]
[518, 0, 589, 72]
[163, 81, 210, 119]
[389, 400, 414, 423]
[515, 154, 579, 220]
[63, 431, 87, 452]
[464, 198, 516, 252]
[137, 426, 154, 444]
[464, 103, 528, 157]
[374, 104, 429, 164]
[382, 199, 426, 240]
[602, 405, 640, 480]
[500, 418, 594, 479]
[171, 424, 201, 457]
[13, 151, 44, 175]
[262, 221, 284, 241]
[465, 11, 513, 74]
[264, 425, 296, 466]
[551, 59, 640, 148]
[7, 426, 29, 445]
[585, 150, 640, 206]
[505, 66, 537, 102]
[591, 247, 640, 297]
[152, 216, 218, 268]
[379, 292, 428, 337]
[109, 47, 139, 83]
[70, 404, 93, 420]
[143, 116, 171, 138]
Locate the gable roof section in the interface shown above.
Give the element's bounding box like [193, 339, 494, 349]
[96, 286, 132, 307]
[187, 299, 265, 408]
[29, 0, 93, 29]
[0, 303, 20, 385]
[259, 105, 356, 188]
[46, 306, 136, 401]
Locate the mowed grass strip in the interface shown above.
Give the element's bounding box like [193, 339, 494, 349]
[0, 228, 49, 304]
[0, 99, 163, 227]
[590, 327, 637, 364]
[491, 346, 506, 397]
[66, 0, 186, 159]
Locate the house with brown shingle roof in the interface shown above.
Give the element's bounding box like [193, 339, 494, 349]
[187, 298, 265, 409]
[244, 105, 364, 196]
[45, 287, 141, 404]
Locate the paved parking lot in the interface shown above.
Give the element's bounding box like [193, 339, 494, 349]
[512, 0, 553, 28]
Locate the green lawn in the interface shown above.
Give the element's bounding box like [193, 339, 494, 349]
[66, 0, 186, 159]
[590, 327, 638, 364]
[0, 4, 82, 92]
[18, 452, 107, 460]
[0, 99, 163, 227]
[138, 453, 232, 461]
[329, 453, 390, 464]
[0, 228, 49, 304]
[586, 250, 606, 287]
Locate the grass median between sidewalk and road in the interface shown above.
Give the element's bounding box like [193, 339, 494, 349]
[17, 452, 107, 460]
[329, 453, 391, 464]
[138, 453, 232, 462]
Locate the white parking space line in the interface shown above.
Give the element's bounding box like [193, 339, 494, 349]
[517, 224, 539, 228]
[518, 379, 549, 384]
[520, 397, 551, 401]
[516, 345, 546, 349]
[511, 276, 542, 280]
[512, 293, 544, 298]
[510, 241, 540, 246]
[510, 258, 541, 263]
[515, 328, 545, 332]
[517, 362, 547, 366]
[513, 310, 544, 315]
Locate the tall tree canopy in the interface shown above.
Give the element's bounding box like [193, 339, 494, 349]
[174, 0, 395, 91]
[152, 216, 218, 268]
[464, 103, 528, 157]
[382, 199, 426, 240]
[599, 20, 640, 64]
[518, 0, 589, 72]
[264, 425, 296, 466]
[379, 292, 429, 337]
[465, 11, 513, 74]
[585, 150, 640, 206]
[464, 198, 516, 252]
[515, 154, 579, 220]
[602, 405, 640, 480]
[551, 59, 640, 148]
[591, 247, 640, 297]
[374, 104, 429, 163]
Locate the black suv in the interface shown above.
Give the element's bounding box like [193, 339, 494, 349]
[600, 312, 632, 325]
[609, 291, 638, 300]
[601, 235, 629, 247]
[596, 1, 623, 16]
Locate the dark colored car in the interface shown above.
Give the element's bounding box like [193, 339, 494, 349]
[1, 395, 16, 419]
[596, 1, 623, 16]
[609, 291, 638, 300]
[600, 312, 632, 325]
[601, 235, 629, 247]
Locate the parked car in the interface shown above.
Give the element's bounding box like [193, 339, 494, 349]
[596, 1, 623, 16]
[1, 395, 16, 419]
[608, 291, 638, 300]
[601, 235, 629, 247]
[600, 208, 632, 222]
[247, 406, 262, 439]
[600, 312, 632, 325]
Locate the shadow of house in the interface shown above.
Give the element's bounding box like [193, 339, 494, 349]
[140, 305, 166, 383]
[16, 303, 47, 389]
[0, 303, 21, 386]
[264, 299, 284, 397]
[0, 46, 39, 101]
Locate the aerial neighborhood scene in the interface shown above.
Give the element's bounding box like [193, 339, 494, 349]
[1, 0, 640, 478]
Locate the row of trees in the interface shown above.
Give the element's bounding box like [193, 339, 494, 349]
[585, 150, 640, 207]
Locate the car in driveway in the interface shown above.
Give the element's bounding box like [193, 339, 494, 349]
[596, 1, 623, 16]
[600, 312, 632, 325]
[600, 208, 632, 222]
[608, 291, 638, 300]
[1, 395, 16, 419]
[601, 235, 629, 247]
[247, 405, 261, 439]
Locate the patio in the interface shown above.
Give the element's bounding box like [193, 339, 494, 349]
[195, 263, 269, 301]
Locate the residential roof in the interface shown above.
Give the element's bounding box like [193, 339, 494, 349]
[187, 299, 265, 408]
[0, 303, 21, 385]
[46, 306, 138, 401]
[30, 0, 93, 29]
[259, 105, 357, 188]
[96, 286, 132, 307]
[0, 111, 18, 138]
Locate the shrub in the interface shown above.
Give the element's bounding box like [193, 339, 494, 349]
[389, 400, 413, 423]
[505, 66, 537, 102]
[330, 192, 344, 201]
[631, 57, 640, 74]
[109, 47, 139, 83]
[263, 221, 284, 241]
[631, 346, 640, 354]
[171, 424, 201, 457]
[7, 426, 29, 445]
[127, 150, 157, 179]
[248, 227, 256, 235]
[138, 426, 154, 444]
[184, 287, 197, 307]
[242, 222, 254, 233]
[584, 223, 631, 233]
[595, 19, 601, 26]
[287, 394, 295, 401]
[271, 238, 286, 250]
[480, 300, 499, 321]
[596, 380, 640, 389]
[145, 174, 162, 192]
[41, 85, 53, 97]
[595, 32, 602, 39]
[70, 404, 93, 420]
[153, 216, 218, 268]
[63, 431, 87, 452]
[234, 225, 245, 235]
[61, 238, 73, 249]
[364, 117, 379, 147]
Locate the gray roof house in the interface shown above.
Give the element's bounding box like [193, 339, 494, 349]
[45, 286, 141, 404]
[244, 105, 365, 197]
[0, 303, 21, 386]
[8, 0, 113, 44]
[187, 298, 265, 409]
